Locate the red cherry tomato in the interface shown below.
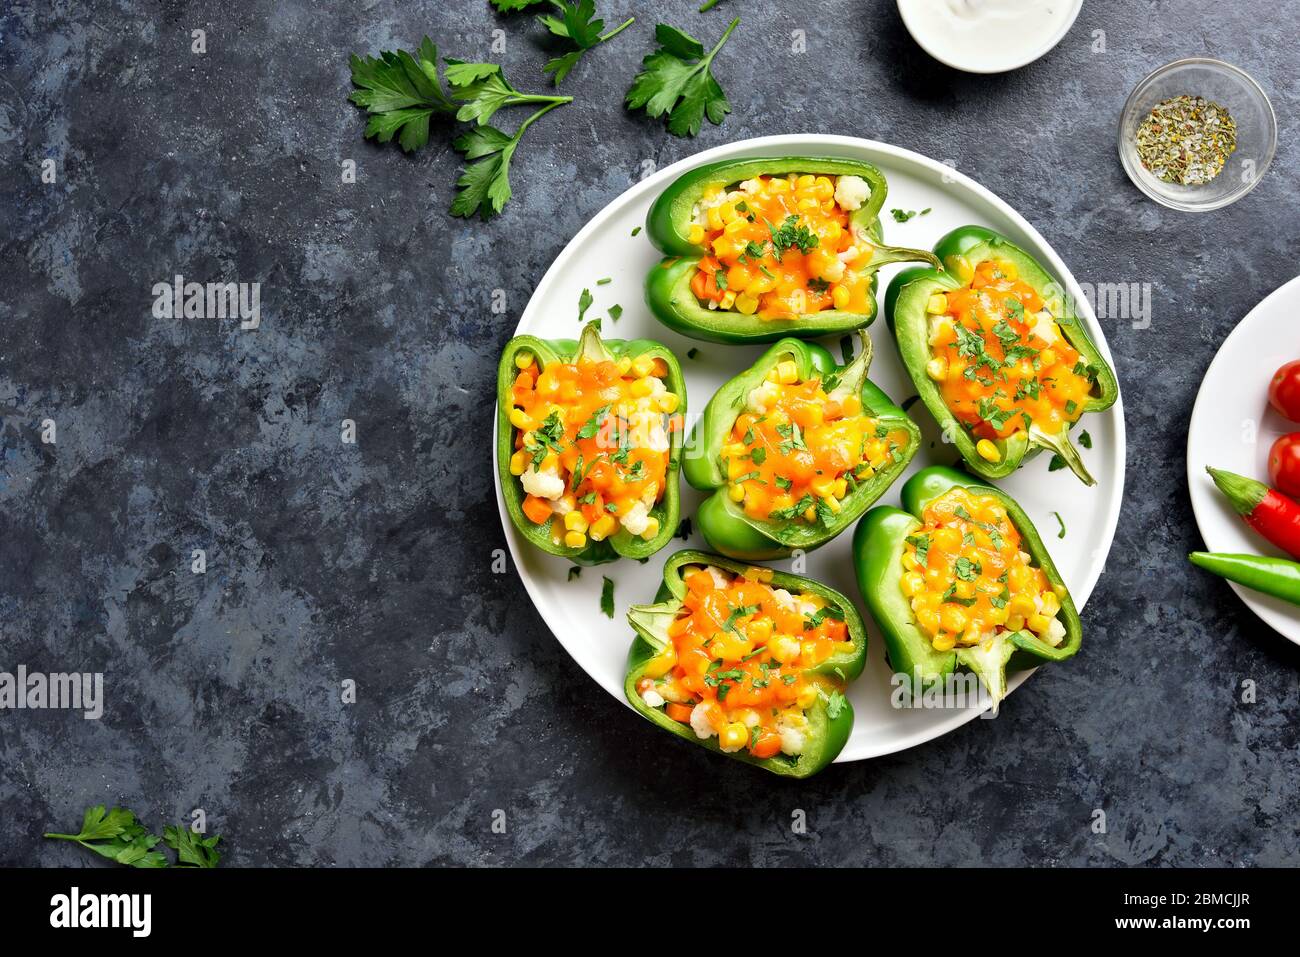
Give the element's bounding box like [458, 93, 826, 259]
[1268, 433, 1300, 498]
[1268, 360, 1300, 422]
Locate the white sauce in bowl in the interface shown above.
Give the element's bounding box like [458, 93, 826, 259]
[897, 0, 1082, 74]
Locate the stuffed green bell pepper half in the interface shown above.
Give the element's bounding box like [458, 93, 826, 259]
[684, 332, 920, 560]
[852, 466, 1081, 708]
[885, 226, 1118, 485]
[644, 156, 940, 343]
[626, 549, 867, 777]
[497, 321, 686, 565]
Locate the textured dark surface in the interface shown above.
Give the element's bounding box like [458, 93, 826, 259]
[2, 0, 1298, 867]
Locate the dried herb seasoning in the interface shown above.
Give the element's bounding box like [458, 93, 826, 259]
[1135, 94, 1237, 186]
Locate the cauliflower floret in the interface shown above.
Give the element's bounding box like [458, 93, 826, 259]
[1043, 616, 1067, 647]
[656, 681, 689, 704]
[1031, 308, 1061, 344]
[640, 481, 659, 508]
[621, 501, 650, 536]
[740, 178, 762, 194]
[778, 713, 809, 756]
[747, 380, 780, 414]
[640, 687, 666, 708]
[521, 464, 564, 500]
[550, 497, 573, 516]
[771, 588, 797, 610]
[690, 703, 718, 739]
[834, 174, 871, 211]
[705, 566, 731, 590]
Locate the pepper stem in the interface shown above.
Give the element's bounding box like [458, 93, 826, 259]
[576, 320, 614, 363]
[627, 600, 679, 648]
[954, 631, 1014, 713]
[1206, 466, 1267, 515]
[827, 330, 873, 400]
[1028, 425, 1094, 486]
[865, 241, 941, 271]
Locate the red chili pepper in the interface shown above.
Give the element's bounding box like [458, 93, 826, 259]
[1206, 466, 1300, 560]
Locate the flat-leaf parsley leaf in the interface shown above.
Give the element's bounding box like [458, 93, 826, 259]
[626, 18, 739, 137]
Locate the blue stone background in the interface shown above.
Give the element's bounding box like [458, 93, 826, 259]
[2, 0, 1297, 866]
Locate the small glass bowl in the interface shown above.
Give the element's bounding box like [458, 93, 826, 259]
[1118, 58, 1276, 212]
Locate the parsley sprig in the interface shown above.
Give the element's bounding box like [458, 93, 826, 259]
[349, 38, 572, 219]
[540, 1, 636, 85]
[44, 805, 222, 868]
[626, 18, 740, 137]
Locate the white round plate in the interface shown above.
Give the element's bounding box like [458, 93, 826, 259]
[1187, 274, 1300, 645]
[495, 134, 1126, 761]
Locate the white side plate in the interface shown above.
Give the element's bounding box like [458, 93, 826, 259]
[1187, 273, 1300, 646]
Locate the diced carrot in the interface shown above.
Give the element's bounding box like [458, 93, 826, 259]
[666, 702, 694, 723]
[521, 495, 552, 525]
[750, 731, 782, 759]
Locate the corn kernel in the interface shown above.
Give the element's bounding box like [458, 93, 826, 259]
[940, 606, 968, 633]
[926, 293, 948, 315]
[719, 722, 749, 752]
[841, 395, 862, 416]
[719, 290, 737, 310]
[564, 512, 588, 533]
[723, 217, 747, 236]
[631, 355, 655, 378]
[1009, 594, 1035, 617]
[1040, 591, 1061, 617]
[796, 685, 819, 710]
[926, 357, 948, 382]
[932, 635, 955, 652]
[810, 476, 835, 498]
[994, 259, 1018, 281]
[728, 483, 746, 502]
[1027, 613, 1052, 634]
[771, 635, 801, 664]
[1007, 614, 1026, 632]
[514, 351, 534, 370]
[629, 378, 654, 398]
[901, 551, 920, 571]
[749, 274, 775, 295]
[656, 393, 679, 413]
[917, 608, 941, 632]
[901, 572, 925, 598]
[833, 478, 848, 498]
[687, 223, 706, 245]
[640, 517, 660, 540]
[589, 515, 617, 541]
[509, 450, 528, 476]
[706, 207, 724, 231]
[564, 530, 587, 549]
[776, 360, 799, 384]
[803, 506, 817, 522]
[508, 408, 534, 431]
[830, 284, 851, 310]
[719, 202, 738, 224]
[616, 356, 633, 376]
[1040, 348, 1058, 367]
[644, 642, 677, 679]
[976, 439, 1001, 463]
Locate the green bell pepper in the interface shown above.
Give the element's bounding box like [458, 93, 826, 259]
[683, 331, 920, 560]
[625, 549, 867, 777]
[496, 321, 686, 565]
[884, 225, 1118, 485]
[851, 465, 1081, 708]
[644, 156, 940, 344]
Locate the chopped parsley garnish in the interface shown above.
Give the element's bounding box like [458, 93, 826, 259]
[600, 576, 615, 617]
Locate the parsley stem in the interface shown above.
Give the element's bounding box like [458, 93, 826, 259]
[514, 97, 569, 141]
[600, 17, 635, 42]
[705, 17, 740, 61]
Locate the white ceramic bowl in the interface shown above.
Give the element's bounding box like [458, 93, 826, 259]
[897, 0, 1083, 74]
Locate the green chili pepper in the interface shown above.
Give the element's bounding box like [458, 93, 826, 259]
[683, 331, 920, 559]
[852, 465, 1082, 707]
[643, 156, 939, 344]
[625, 549, 867, 777]
[884, 225, 1118, 485]
[496, 322, 686, 565]
[1188, 551, 1300, 606]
